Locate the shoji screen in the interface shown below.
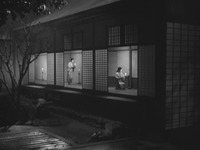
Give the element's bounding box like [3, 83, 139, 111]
[47, 53, 54, 85]
[82, 50, 93, 90]
[165, 22, 200, 129]
[95, 49, 108, 92]
[138, 45, 155, 96]
[56, 52, 64, 86]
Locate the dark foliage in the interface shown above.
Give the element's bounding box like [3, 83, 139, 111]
[0, 94, 18, 131]
[0, 0, 68, 26]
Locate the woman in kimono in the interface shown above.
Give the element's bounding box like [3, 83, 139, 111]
[67, 58, 76, 84]
[115, 67, 128, 89]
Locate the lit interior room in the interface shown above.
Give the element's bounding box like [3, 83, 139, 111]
[108, 46, 138, 96]
[64, 50, 82, 89]
[34, 53, 47, 85]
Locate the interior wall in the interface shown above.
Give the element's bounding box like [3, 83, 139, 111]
[35, 53, 47, 80]
[108, 51, 117, 76]
[108, 50, 129, 76]
[118, 51, 129, 75]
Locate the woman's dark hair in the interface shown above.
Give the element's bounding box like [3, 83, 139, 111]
[116, 67, 122, 72]
[70, 58, 74, 61]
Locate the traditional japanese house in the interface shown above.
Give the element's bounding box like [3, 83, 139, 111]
[24, 0, 200, 132]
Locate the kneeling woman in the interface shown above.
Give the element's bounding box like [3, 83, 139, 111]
[115, 67, 128, 90]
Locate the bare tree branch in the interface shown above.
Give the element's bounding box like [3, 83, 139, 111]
[0, 14, 54, 108]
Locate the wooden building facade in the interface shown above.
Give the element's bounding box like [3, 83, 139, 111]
[26, 0, 200, 131]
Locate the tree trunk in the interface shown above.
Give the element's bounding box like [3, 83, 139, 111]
[16, 83, 23, 111]
[17, 76, 23, 111]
